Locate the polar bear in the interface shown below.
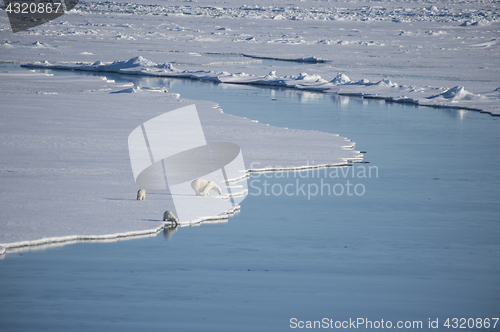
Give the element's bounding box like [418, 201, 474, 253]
[191, 178, 222, 196]
[137, 189, 146, 200]
[163, 210, 178, 226]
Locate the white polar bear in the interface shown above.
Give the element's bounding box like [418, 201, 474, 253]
[163, 210, 178, 225]
[137, 189, 146, 200]
[191, 178, 222, 196]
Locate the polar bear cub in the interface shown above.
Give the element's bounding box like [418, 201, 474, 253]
[137, 189, 146, 200]
[191, 178, 222, 196]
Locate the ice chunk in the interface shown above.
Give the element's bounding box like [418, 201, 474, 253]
[296, 72, 326, 83]
[331, 73, 350, 85]
[429, 86, 474, 100]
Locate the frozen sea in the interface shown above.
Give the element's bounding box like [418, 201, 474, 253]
[0, 66, 499, 331]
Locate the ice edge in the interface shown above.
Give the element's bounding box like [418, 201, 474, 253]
[22, 58, 500, 116]
[0, 162, 365, 256]
[0, 226, 164, 253]
[2, 61, 366, 256]
[0, 206, 241, 255]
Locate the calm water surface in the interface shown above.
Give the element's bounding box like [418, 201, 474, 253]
[0, 67, 499, 331]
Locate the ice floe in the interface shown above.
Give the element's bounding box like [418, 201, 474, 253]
[76, 1, 500, 24]
[23, 56, 500, 115]
[0, 68, 361, 254]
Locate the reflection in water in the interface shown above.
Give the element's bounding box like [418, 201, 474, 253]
[338, 96, 350, 107]
[163, 224, 178, 240]
[439, 107, 469, 121]
[457, 109, 468, 121]
[298, 91, 325, 103]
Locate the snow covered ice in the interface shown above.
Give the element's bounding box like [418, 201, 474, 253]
[0, 1, 499, 329]
[1, 0, 498, 114]
[0, 69, 361, 252]
[0, 0, 498, 250]
[0, 0, 498, 242]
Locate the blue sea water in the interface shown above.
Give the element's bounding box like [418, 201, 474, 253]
[0, 67, 499, 331]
